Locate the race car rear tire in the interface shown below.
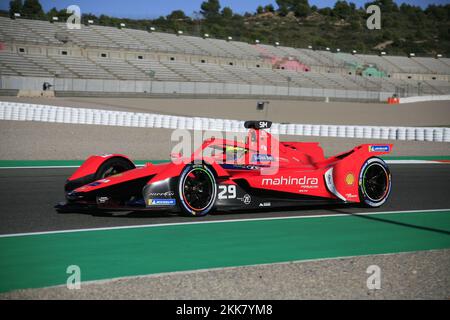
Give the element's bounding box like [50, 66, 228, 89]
[94, 157, 135, 180]
[358, 157, 391, 208]
[177, 164, 217, 217]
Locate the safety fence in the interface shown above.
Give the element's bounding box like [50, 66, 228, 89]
[0, 101, 449, 142]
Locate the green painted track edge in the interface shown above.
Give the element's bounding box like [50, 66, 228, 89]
[0, 210, 449, 293]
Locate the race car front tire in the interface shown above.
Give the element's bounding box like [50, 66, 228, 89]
[177, 164, 217, 217]
[64, 157, 135, 193]
[94, 157, 135, 180]
[358, 157, 392, 208]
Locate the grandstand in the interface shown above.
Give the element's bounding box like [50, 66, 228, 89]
[0, 16, 449, 99]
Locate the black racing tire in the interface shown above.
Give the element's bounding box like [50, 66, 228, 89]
[177, 164, 217, 217]
[94, 157, 135, 180]
[64, 157, 135, 193]
[358, 157, 392, 208]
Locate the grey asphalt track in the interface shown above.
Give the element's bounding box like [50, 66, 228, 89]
[0, 164, 449, 235]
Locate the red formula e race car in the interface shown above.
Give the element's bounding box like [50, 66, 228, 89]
[56, 121, 392, 216]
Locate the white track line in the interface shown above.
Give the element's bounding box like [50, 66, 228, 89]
[0, 208, 448, 238]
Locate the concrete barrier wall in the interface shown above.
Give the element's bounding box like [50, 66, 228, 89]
[1, 101, 448, 143]
[0, 75, 393, 101]
[399, 95, 450, 104]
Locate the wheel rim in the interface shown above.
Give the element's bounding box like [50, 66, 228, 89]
[181, 168, 215, 212]
[362, 163, 389, 202]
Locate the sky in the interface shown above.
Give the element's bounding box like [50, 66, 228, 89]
[0, 0, 447, 19]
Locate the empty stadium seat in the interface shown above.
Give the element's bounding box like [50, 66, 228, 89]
[0, 17, 449, 96]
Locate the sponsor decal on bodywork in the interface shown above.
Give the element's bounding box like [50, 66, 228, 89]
[148, 191, 175, 197]
[262, 176, 319, 188]
[148, 199, 176, 206]
[345, 173, 355, 186]
[237, 194, 252, 205]
[252, 154, 274, 162]
[97, 196, 109, 204]
[369, 145, 390, 152]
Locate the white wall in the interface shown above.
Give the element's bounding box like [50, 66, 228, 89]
[399, 95, 450, 104]
[0, 75, 393, 101]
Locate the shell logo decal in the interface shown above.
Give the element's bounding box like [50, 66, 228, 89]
[345, 173, 355, 186]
